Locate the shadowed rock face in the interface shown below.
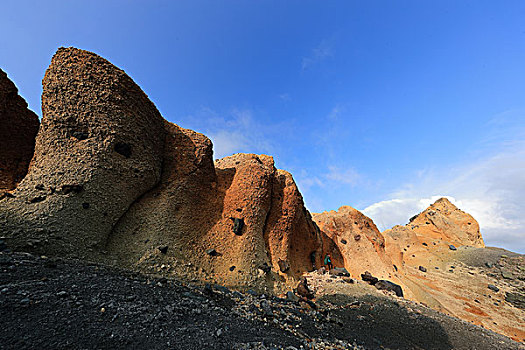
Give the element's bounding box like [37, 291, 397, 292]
[0, 69, 39, 191]
[0, 47, 166, 257]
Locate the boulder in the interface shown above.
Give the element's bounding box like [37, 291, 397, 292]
[330, 267, 350, 277]
[375, 280, 404, 298]
[296, 277, 314, 300]
[361, 271, 379, 285]
[0, 69, 39, 191]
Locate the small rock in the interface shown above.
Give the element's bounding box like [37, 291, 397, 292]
[330, 267, 350, 277]
[158, 246, 168, 254]
[361, 271, 378, 285]
[205, 248, 218, 256]
[488, 284, 499, 293]
[485, 262, 494, 268]
[232, 218, 244, 235]
[229, 265, 236, 272]
[57, 291, 68, 298]
[419, 266, 427, 272]
[278, 259, 290, 273]
[340, 239, 347, 244]
[286, 291, 299, 302]
[354, 234, 361, 241]
[449, 244, 457, 251]
[342, 277, 354, 284]
[501, 272, 514, 280]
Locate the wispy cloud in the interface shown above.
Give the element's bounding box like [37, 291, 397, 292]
[302, 39, 334, 70]
[183, 107, 294, 160]
[279, 93, 291, 101]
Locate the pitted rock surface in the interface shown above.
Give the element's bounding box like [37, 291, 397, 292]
[0, 69, 39, 191]
[0, 47, 166, 258]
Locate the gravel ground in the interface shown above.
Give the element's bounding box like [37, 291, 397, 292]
[0, 251, 523, 350]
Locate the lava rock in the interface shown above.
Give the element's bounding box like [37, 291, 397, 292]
[375, 280, 404, 298]
[361, 271, 379, 285]
[232, 218, 244, 235]
[205, 248, 218, 256]
[330, 267, 350, 277]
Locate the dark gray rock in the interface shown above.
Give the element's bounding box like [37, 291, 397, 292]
[488, 284, 499, 293]
[419, 266, 427, 273]
[449, 245, 457, 251]
[205, 248, 218, 256]
[330, 267, 350, 277]
[361, 271, 378, 285]
[374, 280, 404, 298]
[233, 218, 244, 235]
[505, 292, 525, 309]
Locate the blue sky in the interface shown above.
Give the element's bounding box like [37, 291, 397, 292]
[2, 1, 525, 252]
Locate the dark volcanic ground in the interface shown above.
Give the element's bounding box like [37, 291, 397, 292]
[0, 251, 523, 350]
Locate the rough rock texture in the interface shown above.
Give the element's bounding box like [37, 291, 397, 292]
[0, 47, 166, 258]
[0, 69, 39, 191]
[108, 152, 323, 292]
[407, 197, 484, 248]
[313, 206, 397, 282]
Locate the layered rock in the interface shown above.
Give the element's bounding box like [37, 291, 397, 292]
[0, 47, 166, 257]
[313, 206, 397, 281]
[0, 69, 39, 191]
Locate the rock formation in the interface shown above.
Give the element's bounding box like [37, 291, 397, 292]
[0, 69, 39, 191]
[313, 206, 397, 281]
[108, 152, 324, 291]
[0, 47, 166, 258]
[1, 48, 523, 342]
[1, 47, 323, 292]
[383, 197, 484, 269]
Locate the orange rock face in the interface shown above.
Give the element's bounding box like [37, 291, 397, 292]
[108, 151, 323, 291]
[383, 197, 485, 269]
[313, 206, 396, 281]
[0, 69, 39, 191]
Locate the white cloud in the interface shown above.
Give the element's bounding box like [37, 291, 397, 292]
[302, 39, 334, 70]
[361, 142, 525, 254]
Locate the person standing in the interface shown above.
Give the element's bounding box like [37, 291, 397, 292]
[324, 254, 333, 270]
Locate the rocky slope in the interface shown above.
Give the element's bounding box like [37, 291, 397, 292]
[2, 251, 523, 350]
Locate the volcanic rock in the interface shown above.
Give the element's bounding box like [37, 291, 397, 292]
[0, 47, 166, 258]
[313, 206, 396, 282]
[0, 69, 39, 191]
[374, 280, 404, 298]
